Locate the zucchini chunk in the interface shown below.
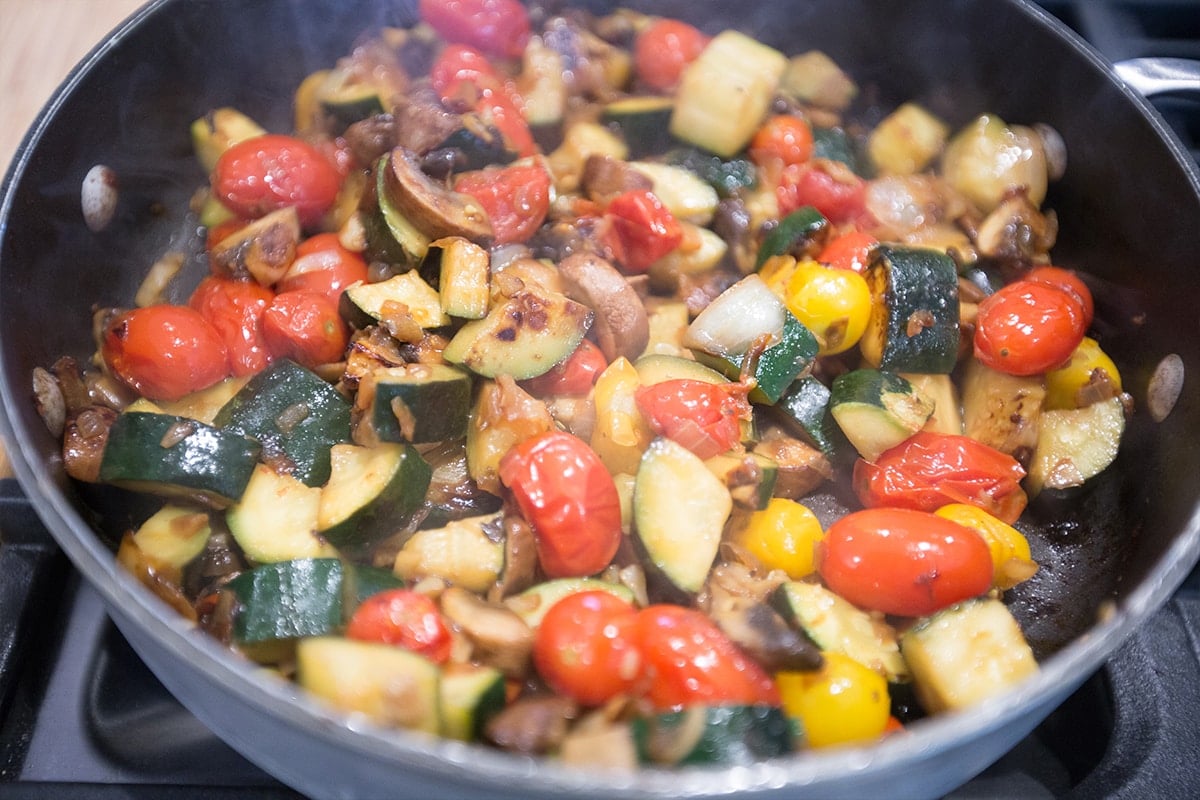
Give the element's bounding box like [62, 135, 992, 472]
[829, 369, 934, 461]
[860, 245, 960, 375]
[1026, 396, 1125, 497]
[773, 375, 845, 458]
[602, 96, 675, 158]
[190, 107, 266, 172]
[503, 578, 637, 629]
[755, 206, 829, 270]
[633, 706, 794, 766]
[663, 147, 757, 198]
[902, 372, 963, 436]
[214, 359, 352, 487]
[670, 31, 788, 158]
[771, 581, 908, 683]
[98, 411, 260, 508]
[130, 504, 213, 576]
[900, 598, 1038, 713]
[440, 664, 506, 741]
[629, 161, 720, 225]
[442, 286, 593, 380]
[704, 451, 778, 511]
[960, 359, 1045, 459]
[393, 512, 505, 594]
[317, 442, 432, 550]
[296, 636, 441, 733]
[229, 558, 345, 650]
[633, 437, 732, 597]
[355, 363, 472, 445]
[367, 153, 432, 268]
[226, 464, 335, 564]
[341, 271, 451, 332]
[420, 236, 491, 320]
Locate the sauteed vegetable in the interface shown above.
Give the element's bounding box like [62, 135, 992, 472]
[36, 0, 1134, 767]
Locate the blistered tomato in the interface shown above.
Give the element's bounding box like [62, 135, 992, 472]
[454, 163, 552, 245]
[603, 190, 683, 273]
[277, 233, 368, 303]
[974, 279, 1087, 376]
[188, 276, 275, 377]
[819, 507, 993, 617]
[102, 305, 230, 401]
[634, 18, 710, 92]
[533, 591, 642, 706]
[498, 431, 623, 578]
[520, 338, 608, 397]
[346, 589, 453, 664]
[261, 290, 348, 368]
[419, 0, 531, 60]
[634, 379, 750, 459]
[212, 134, 341, 228]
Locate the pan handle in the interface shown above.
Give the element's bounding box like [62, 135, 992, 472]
[1113, 57, 1200, 98]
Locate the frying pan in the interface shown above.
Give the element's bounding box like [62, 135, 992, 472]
[2, 0, 1199, 797]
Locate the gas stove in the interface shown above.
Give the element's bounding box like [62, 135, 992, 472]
[2, 2, 1199, 799]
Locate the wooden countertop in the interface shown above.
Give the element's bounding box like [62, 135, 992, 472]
[0, 0, 144, 478]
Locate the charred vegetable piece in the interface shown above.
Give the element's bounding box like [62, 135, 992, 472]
[860, 245, 960, 375]
[98, 411, 260, 508]
[208, 207, 302, 286]
[382, 146, 493, 244]
[341, 271, 451, 332]
[214, 359, 352, 487]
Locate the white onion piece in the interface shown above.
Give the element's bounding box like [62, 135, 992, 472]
[682, 274, 786, 357]
[81, 165, 118, 232]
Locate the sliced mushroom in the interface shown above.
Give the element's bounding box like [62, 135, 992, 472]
[62, 405, 118, 483]
[709, 597, 823, 673]
[580, 154, 653, 206]
[974, 189, 1058, 263]
[383, 147, 493, 245]
[752, 427, 833, 498]
[439, 585, 535, 678]
[558, 251, 649, 362]
[484, 694, 578, 755]
[490, 513, 540, 601]
[209, 207, 301, 285]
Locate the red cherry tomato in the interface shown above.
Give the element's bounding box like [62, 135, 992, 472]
[188, 276, 275, 377]
[634, 18, 710, 92]
[533, 591, 642, 706]
[497, 431, 623, 578]
[276, 233, 369, 303]
[454, 163, 552, 245]
[749, 115, 815, 170]
[777, 162, 867, 225]
[818, 507, 993, 617]
[102, 305, 230, 401]
[419, 0, 531, 60]
[429, 44, 535, 157]
[261, 290, 349, 368]
[817, 230, 878, 274]
[346, 589, 453, 664]
[603, 189, 684, 273]
[636, 604, 780, 711]
[974, 279, 1087, 376]
[519, 338, 608, 397]
[853, 432, 1028, 524]
[634, 379, 750, 460]
[212, 134, 341, 228]
[1025, 265, 1095, 329]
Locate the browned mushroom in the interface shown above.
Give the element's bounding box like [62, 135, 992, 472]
[439, 586, 535, 678]
[383, 147, 493, 244]
[484, 695, 578, 755]
[580, 154, 653, 207]
[557, 251, 649, 362]
[752, 427, 833, 498]
[209, 207, 301, 285]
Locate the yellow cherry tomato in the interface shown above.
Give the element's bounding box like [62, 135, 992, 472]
[777, 652, 891, 748]
[1044, 336, 1122, 410]
[934, 503, 1037, 590]
[784, 261, 872, 355]
[732, 497, 824, 579]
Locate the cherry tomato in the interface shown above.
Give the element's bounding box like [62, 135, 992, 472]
[261, 290, 349, 368]
[635, 604, 780, 711]
[853, 431, 1028, 525]
[533, 591, 642, 706]
[732, 497, 824, 580]
[519, 338, 608, 397]
[818, 507, 993, 617]
[346, 589, 453, 664]
[498, 431, 623, 578]
[749, 115, 815, 170]
[454, 163, 552, 245]
[817, 230, 878, 274]
[212, 134, 341, 228]
[188, 276, 275, 377]
[1025, 265, 1095, 329]
[634, 379, 750, 460]
[776, 652, 891, 748]
[634, 18, 710, 92]
[102, 305, 230, 401]
[277, 233, 369, 303]
[603, 189, 684, 273]
[974, 279, 1087, 376]
[419, 0, 531, 60]
[429, 44, 535, 157]
[777, 161, 867, 225]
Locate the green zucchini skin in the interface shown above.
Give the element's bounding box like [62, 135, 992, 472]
[318, 443, 433, 551]
[862, 245, 960, 374]
[695, 313, 819, 405]
[829, 369, 934, 462]
[602, 96, 676, 158]
[633, 705, 795, 765]
[773, 375, 847, 458]
[229, 558, 345, 646]
[359, 364, 472, 444]
[434, 115, 517, 171]
[664, 147, 757, 198]
[214, 359, 352, 487]
[755, 206, 829, 269]
[98, 411, 261, 507]
[440, 665, 507, 741]
[812, 126, 862, 174]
